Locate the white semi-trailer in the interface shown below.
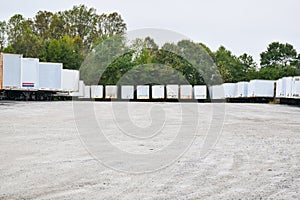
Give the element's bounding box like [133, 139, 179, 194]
[105, 85, 118, 99]
[248, 80, 275, 98]
[121, 85, 134, 99]
[210, 85, 224, 100]
[292, 77, 300, 98]
[276, 78, 284, 98]
[180, 85, 193, 99]
[0, 53, 22, 90]
[62, 69, 79, 92]
[234, 82, 249, 98]
[276, 76, 300, 104]
[152, 85, 164, 99]
[21, 58, 40, 90]
[84, 86, 91, 99]
[71, 80, 85, 98]
[193, 85, 207, 100]
[39, 62, 62, 91]
[282, 77, 293, 98]
[276, 77, 293, 99]
[166, 85, 179, 99]
[137, 85, 150, 99]
[91, 85, 103, 99]
[223, 83, 235, 98]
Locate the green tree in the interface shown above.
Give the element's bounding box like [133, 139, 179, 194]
[81, 34, 128, 85]
[7, 14, 24, 37]
[2, 6, 127, 70]
[239, 53, 257, 72]
[0, 21, 6, 51]
[257, 67, 280, 80]
[46, 35, 84, 69]
[33, 11, 54, 40]
[156, 40, 221, 85]
[198, 43, 214, 58]
[18, 26, 44, 58]
[49, 13, 66, 40]
[99, 52, 135, 85]
[7, 15, 44, 58]
[130, 37, 158, 65]
[278, 65, 300, 77]
[61, 5, 98, 47]
[2, 45, 15, 54]
[260, 42, 300, 68]
[59, 35, 84, 69]
[213, 46, 245, 83]
[238, 53, 258, 81]
[59, 6, 126, 50]
[153, 43, 189, 84]
[97, 12, 127, 37]
[46, 39, 62, 62]
[7, 14, 26, 45]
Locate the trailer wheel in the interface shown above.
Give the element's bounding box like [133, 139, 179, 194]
[30, 93, 36, 101]
[38, 95, 44, 101]
[37, 93, 46, 101]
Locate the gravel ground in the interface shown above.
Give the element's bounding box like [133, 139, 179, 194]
[0, 101, 299, 199]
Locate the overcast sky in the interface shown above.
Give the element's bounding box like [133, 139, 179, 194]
[0, 0, 299, 63]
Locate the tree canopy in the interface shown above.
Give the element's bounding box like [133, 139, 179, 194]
[258, 42, 300, 79]
[1, 5, 127, 69]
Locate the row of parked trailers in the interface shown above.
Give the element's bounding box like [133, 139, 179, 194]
[1, 53, 300, 104]
[75, 77, 300, 104]
[75, 84, 207, 101]
[0, 53, 79, 100]
[210, 78, 300, 103]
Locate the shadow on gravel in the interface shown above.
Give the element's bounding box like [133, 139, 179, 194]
[0, 101, 17, 106]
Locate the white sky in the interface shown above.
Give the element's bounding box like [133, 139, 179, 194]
[0, 0, 299, 63]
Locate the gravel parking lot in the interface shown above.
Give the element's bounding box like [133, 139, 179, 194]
[0, 102, 299, 199]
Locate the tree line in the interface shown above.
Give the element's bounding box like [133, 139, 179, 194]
[1, 5, 300, 84]
[0, 5, 126, 69]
